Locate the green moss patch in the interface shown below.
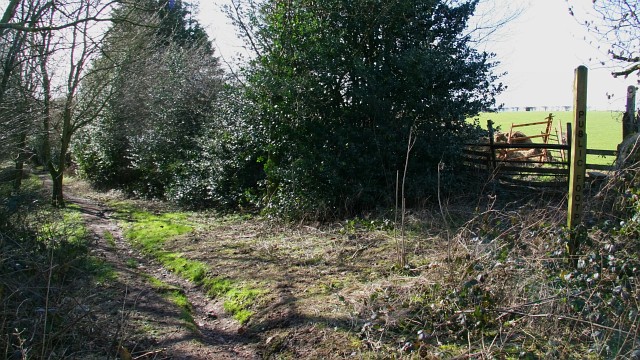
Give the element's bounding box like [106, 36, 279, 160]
[104, 230, 116, 247]
[201, 276, 262, 324]
[115, 205, 263, 325]
[144, 275, 196, 331]
[222, 287, 264, 324]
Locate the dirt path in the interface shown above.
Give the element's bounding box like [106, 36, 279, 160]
[55, 176, 422, 359]
[61, 181, 260, 359]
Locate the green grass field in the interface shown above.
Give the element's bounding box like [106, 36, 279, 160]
[470, 111, 625, 166]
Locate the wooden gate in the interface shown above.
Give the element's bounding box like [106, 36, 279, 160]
[463, 117, 616, 188]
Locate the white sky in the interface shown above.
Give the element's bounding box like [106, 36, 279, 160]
[2, 0, 630, 109]
[1, 0, 631, 110]
[195, 0, 639, 111]
[477, 0, 635, 110]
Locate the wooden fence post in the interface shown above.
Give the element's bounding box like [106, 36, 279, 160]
[623, 85, 637, 138]
[566, 123, 572, 172]
[567, 65, 588, 257]
[487, 120, 497, 170]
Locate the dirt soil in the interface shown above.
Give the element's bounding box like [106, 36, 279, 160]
[60, 178, 439, 359]
[62, 180, 260, 359]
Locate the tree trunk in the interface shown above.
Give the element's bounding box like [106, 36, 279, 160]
[50, 168, 64, 207]
[13, 131, 27, 191]
[13, 158, 24, 191]
[49, 136, 71, 207]
[49, 104, 74, 207]
[0, 0, 22, 38]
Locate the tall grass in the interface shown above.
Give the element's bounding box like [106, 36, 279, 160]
[355, 174, 640, 358]
[1, 171, 119, 358]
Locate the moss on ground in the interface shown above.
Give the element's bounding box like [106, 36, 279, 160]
[114, 204, 264, 324]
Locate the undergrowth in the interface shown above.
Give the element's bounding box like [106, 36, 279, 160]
[4, 158, 640, 358]
[349, 166, 640, 359]
[0, 171, 120, 358]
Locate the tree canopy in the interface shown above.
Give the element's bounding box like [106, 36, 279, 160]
[24, 0, 507, 218]
[74, 0, 224, 198]
[229, 0, 503, 217]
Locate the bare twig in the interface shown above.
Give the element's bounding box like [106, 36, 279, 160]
[40, 247, 54, 359]
[394, 170, 400, 266]
[400, 127, 416, 268]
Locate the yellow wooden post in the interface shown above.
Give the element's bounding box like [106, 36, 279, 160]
[567, 65, 588, 256]
[623, 85, 637, 138]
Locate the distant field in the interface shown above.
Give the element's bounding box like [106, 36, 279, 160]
[469, 111, 624, 166]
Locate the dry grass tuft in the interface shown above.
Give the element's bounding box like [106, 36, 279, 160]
[346, 168, 640, 358]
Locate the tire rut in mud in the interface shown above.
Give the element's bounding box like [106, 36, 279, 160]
[63, 188, 259, 359]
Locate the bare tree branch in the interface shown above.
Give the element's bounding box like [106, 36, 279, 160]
[227, 0, 263, 58]
[569, 0, 640, 77]
[613, 63, 640, 78]
[0, 0, 24, 38]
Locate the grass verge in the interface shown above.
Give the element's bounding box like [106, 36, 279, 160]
[145, 275, 197, 331]
[1, 171, 120, 357]
[112, 203, 263, 324]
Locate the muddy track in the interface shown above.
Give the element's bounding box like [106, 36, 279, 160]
[58, 179, 260, 359]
